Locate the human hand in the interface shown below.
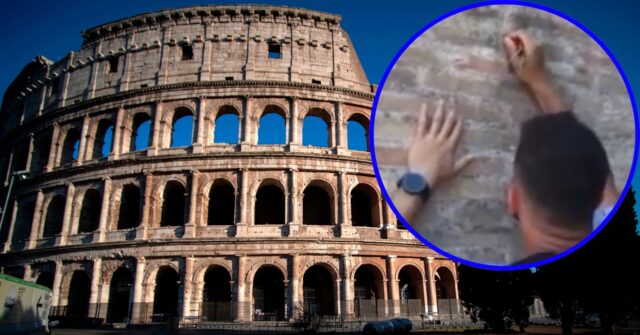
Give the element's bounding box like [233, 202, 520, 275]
[407, 100, 473, 188]
[502, 30, 549, 88]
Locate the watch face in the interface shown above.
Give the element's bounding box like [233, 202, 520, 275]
[403, 172, 427, 194]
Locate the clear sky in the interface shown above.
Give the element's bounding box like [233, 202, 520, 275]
[1, 0, 639, 208]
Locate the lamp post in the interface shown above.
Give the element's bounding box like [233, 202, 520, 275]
[0, 170, 31, 235]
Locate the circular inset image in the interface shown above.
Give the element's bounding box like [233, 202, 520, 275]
[372, 2, 637, 269]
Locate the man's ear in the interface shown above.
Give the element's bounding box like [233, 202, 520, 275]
[507, 181, 520, 222]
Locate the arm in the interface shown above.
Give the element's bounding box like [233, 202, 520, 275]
[502, 30, 568, 114]
[391, 100, 472, 223]
[503, 30, 619, 206]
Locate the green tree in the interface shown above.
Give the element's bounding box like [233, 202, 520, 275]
[535, 187, 640, 334]
[459, 265, 534, 331]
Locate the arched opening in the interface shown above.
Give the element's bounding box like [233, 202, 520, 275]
[31, 132, 52, 173]
[347, 114, 369, 151]
[303, 265, 335, 316]
[302, 185, 332, 225]
[161, 181, 187, 227]
[214, 106, 239, 144]
[302, 111, 329, 147]
[12, 141, 29, 172]
[398, 265, 425, 317]
[93, 119, 114, 159]
[208, 181, 235, 226]
[43, 195, 65, 238]
[258, 106, 286, 145]
[60, 128, 81, 165]
[252, 266, 285, 321]
[171, 107, 194, 147]
[36, 271, 54, 289]
[435, 267, 456, 300]
[117, 185, 140, 230]
[354, 264, 385, 318]
[202, 266, 232, 321]
[152, 266, 180, 321]
[350, 184, 380, 227]
[107, 267, 133, 323]
[67, 271, 90, 317]
[254, 184, 284, 225]
[131, 113, 151, 151]
[12, 200, 35, 243]
[78, 189, 101, 233]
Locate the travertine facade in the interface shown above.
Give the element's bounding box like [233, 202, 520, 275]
[0, 5, 458, 324]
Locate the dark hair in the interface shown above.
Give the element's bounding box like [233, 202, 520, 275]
[514, 112, 610, 229]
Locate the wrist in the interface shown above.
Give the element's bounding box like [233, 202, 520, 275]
[408, 167, 436, 188]
[524, 74, 552, 92]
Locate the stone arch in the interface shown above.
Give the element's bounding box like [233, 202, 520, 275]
[106, 267, 133, 323]
[346, 113, 369, 151]
[59, 127, 81, 165]
[207, 179, 236, 226]
[349, 183, 381, 227]
[129, 112, 152, 152]
[211, 104, 241, 145]
[30, 130, 52, 173]
[91, 118, 115, 159]
[352, 262, 386, 318]
[302, 179, 335, 225]
[116, 184, 141, 230]
[434, 266, 456, 300]
[253, 179, 286, 226]
[302, 107, 333, 148]
[165, 106, 195, 148]
[257, 104, 288, 145]
[250, 263, 287, 321]
[200, 264, 233, 321]
[396, 263, 426, 314]
[12, 198, 35, 243]
[151, 265, 181, 320]
[302, 262, 338, 316]
[59, 264, 91, 313]
[160, 180, 188, 227]
[77, 188, 102, 233]
[42, 194, 65, 238]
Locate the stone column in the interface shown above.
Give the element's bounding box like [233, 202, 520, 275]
[51, 260, 63, 308]
[95, 177, 112, 242]
[386, 255, 400, 316]
[138, 173, 153, 240]
[288, 169, 300, 236]
[58, 52, 74, 108]
[453, 267, 461, 314]
[88, 258, 102, 318]
[335, 102, 346, 151]
[77, 114, 90, 164]
[181, 256, 195, 320]
[110, 106, 125, 160]
[148, 101, 163, 156]
[57, 183, 75, 246]
[199, 24, 212, 81]
[2, 199, 19, 252]
[130, 257, 146, 323]
[335, 278, 342, 317]
[240, 96, 252, 146]
[289, 254, 301, 320]
[337, 172, 355, 237]
[288, 97, 300, 147]
[235, 169, 248, 236]
[234, 255, 248, 321]
[192, 97, 206, 153]
[27, 190, 44, 249]
[341, 253, 354, 319]
[425, 257, 438, 314]
[46, 123, 60, 171]
[185, 170, 199, 238]
[421, 278, 429, 314]
[25, 133, 35, 172]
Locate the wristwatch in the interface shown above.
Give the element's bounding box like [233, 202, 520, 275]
[397, 171, 432, 202]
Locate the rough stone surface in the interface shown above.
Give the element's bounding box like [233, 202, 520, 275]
[374, 5, 635, 265]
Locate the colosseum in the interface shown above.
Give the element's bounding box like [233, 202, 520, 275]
[0, 5, 459, 326]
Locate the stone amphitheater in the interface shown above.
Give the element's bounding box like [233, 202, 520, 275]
[0, 5, 459, 325]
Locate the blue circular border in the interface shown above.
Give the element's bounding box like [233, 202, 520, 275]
[369, 0, 639, 271]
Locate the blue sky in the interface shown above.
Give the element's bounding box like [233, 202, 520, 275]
[1, 0, 639, 205]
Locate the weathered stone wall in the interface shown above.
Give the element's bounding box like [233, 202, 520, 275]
[374, 5, 635, 265]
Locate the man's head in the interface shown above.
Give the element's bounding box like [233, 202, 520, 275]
[507, 112, 610, 232]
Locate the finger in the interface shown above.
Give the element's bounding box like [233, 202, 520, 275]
[415, 103, 427, 138]
[430, 99, 445, 136]
[454, 154, 476, 174]
[502, 35, 519, 60]
[447, 116, 463, 148]
[439, 109, 456, 141]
